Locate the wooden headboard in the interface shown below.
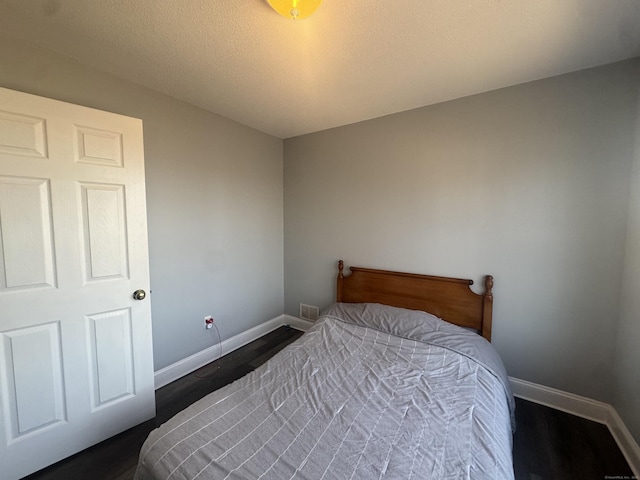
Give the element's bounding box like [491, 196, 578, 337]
[336, 260, 494, 341]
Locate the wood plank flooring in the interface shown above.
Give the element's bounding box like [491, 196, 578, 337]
[25, 325, 634, 480]
[513, 398, 634, 479]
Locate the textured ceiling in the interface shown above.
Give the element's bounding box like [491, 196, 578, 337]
[0, 0, 639, 138]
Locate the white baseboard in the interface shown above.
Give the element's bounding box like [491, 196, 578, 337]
[509, 377, 609, 423]
[510, 377, 640, 477]
[154, 315, 285, 389]
[606, 407, 640, 479]
[283, 314, 314, 331]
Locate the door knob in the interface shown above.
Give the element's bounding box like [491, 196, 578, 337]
[133, 289, 146, 301]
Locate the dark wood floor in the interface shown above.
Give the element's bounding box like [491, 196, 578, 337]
[25, 325, 633, 480]
[513, 398, 634, 479]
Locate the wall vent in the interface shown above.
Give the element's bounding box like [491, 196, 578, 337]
[299, 303, 319, 321]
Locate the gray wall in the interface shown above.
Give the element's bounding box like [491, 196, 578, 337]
[0, 33, 284, 371]
[615, 88, 640, 440]
[284, 60, 640, 416]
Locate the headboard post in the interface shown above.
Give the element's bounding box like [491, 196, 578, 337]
[336, 260, 345, 302]
[482, 275, 494, 341]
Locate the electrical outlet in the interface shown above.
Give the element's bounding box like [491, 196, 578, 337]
[299, 303, 319, 321]
[204, 315, 214, 329]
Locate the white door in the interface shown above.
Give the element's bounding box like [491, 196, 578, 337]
[0, 87, 155, 479]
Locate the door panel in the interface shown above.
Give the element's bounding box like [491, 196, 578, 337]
[74, 125, 123, 167]
[0, 176, 57, 290]
[1, 322, 66, 438]
[79, 182, 129, 281]
[0, 87, 155, 479]
[87, 308, 135, 408]
[0, 110, 48, 158]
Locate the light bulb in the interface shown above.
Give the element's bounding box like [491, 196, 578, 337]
[267, 0, 322, 20]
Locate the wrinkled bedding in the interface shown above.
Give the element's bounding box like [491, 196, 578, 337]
[135, 303, 515, 480]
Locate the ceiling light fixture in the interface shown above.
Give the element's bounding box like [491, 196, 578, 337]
[267, 0, 322, 20]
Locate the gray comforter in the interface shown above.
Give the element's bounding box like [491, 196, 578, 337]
[135, 303, 515, 479]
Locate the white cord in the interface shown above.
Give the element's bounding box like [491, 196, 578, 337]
[195, 321, 223, 379]
[212, 321, 222, 360]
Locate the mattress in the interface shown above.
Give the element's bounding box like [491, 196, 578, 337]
[135, 303, 515, 480]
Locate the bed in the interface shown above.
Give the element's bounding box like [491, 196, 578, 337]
[135, 261, 515, 479]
